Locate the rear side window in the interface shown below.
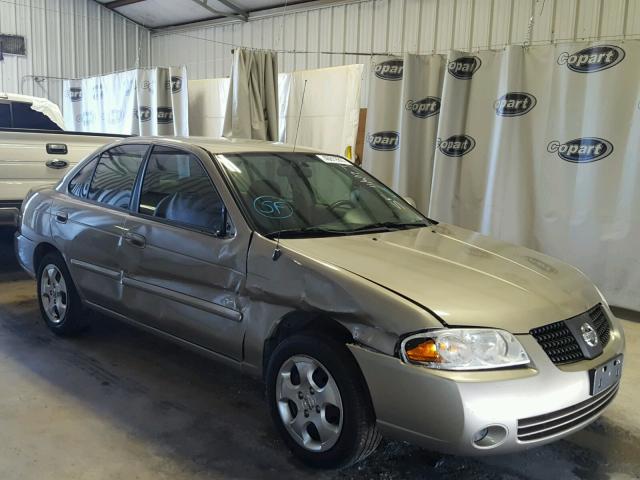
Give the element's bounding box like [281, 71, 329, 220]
[88, 145, 148, 209]
[68, 157, 98, 198]
[138, 146, 225, 233]
[12, 102, 62, 130]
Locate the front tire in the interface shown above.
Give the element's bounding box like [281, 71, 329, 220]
[37, 252, 88, 336]
[266, 333, 381, 469]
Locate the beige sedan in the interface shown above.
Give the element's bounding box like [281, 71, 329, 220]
[15, 137, 624, 468]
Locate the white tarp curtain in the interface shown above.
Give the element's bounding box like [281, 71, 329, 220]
[363, 55, 444, 211]
[62, 66, 189, 136]
[278, 64, 363, 156]
[188, 78, 230, 137]
[364, 41, 640, 311]
[223, 49, 278, 141]
[187, 64, 362, 156]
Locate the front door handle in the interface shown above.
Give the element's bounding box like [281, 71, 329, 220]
[54, 211, 68, 223]
[46, 159, 69, 169]
[124, 232, 146, 248]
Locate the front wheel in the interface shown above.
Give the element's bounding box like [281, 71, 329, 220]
[266, 333, 381, 469]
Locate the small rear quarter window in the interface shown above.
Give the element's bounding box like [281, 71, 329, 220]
[68, 157, 98, 198]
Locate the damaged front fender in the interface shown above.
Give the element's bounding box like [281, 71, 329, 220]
[240, 233, 443, 378]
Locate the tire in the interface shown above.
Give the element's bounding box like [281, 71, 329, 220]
[266, 333, 382, 469]
[36, 251, 88, 336]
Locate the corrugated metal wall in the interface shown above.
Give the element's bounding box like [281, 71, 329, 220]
[151, 0, 640, 104]
[0, 0, 151, 107]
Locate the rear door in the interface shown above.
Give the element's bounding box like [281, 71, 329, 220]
[52, 144, 149, 312]
[120, 145, 248, 360]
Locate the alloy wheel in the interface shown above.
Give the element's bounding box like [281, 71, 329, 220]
[276, 354, 344, 452]
[40, 264, 68, 324]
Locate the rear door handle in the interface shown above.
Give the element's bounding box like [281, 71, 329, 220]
[54, 211, 68, 223]
[46, 159, 69, 169]
[124, 232, 146, 248]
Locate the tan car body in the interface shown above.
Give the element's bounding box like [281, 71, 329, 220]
[15, 137, 625, 456]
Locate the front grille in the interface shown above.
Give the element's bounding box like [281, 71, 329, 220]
[517, 383, 618, 442]
[530, 304, 611, 365]
[590, 305, 611, 346]
[530, 320, 583, 364]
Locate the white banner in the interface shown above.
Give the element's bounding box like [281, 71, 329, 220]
[362, 55, 444, 211]
[278, 64, 363, 156]
[63, 66, 189, 136]
[187, 78, 230, 137]
[186, 65, 363, 156]
[364, 41, 640, 311]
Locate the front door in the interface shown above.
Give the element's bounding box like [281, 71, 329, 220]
[120, 145, 247, 360]
[53, 144, 148, 312]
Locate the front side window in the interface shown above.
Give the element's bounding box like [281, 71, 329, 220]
[68, 157, 98, 198]
[216, 153, 429, 237]
[138, 146, 226, 233]
[87, 145, 148, 209]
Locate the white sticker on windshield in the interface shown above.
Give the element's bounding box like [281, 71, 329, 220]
[317, 155, 352, 166]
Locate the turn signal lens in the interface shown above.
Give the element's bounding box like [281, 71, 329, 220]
[400, 328, 530, 370]
[405, 339, 441, 363]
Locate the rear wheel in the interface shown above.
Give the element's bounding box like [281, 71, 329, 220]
[37, 252, 88, 335]
[266, 333, 381, 468]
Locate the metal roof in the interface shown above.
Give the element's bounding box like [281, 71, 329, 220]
[94, 0, 320, 28]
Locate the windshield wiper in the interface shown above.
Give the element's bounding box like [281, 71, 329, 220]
[346, 221, 429, 233]
[265, 227, 348, 239]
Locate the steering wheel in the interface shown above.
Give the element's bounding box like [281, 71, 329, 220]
[327, 199, 356, 214]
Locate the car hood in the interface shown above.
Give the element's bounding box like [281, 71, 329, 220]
[280, 224, 601, 333]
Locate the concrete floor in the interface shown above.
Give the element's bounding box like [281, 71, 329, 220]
[0, 227, 639, 480]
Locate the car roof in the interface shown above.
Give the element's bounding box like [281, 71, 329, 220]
[118, 136, 322, 155]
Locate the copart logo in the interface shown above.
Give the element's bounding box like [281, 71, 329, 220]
[135, 106, 152, 122]
[447, 56, 481, 80]
[68, 87, 82, 102]
[405, 97, 441, 118]
[76, 111, 94, 127]
[494, 92, 537, 117]
[437, 135, 476, 157]
[374, 59, 404, 81]
[157, 107, 174, 124]
[141, 80, 154, 92]
[167, 76, 183, 93]
[557, 45, 625, 73]
[109, 109, 125, 124]
[367, 131, 400, 151]
[547, 137, 613, 163]
[253, 196, 293, 219]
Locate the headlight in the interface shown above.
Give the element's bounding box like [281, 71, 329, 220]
[400, 329, 530, 370]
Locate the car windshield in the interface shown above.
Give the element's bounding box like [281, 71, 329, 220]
[215, 152, 431, 237]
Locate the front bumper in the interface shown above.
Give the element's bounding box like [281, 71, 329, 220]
[348, 312, 625, 455]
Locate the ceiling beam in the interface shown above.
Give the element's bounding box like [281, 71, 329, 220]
[103, 0, 147, 8]
[212, 0, 248, 17]
[191, 0, 248, 22]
